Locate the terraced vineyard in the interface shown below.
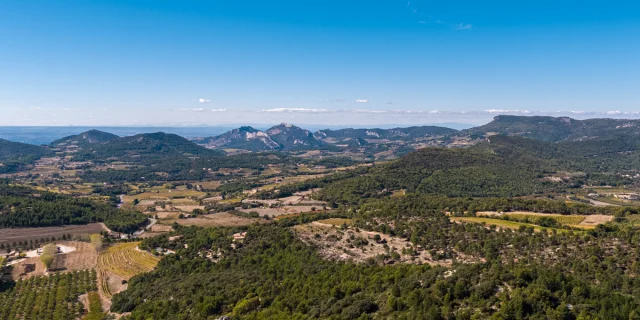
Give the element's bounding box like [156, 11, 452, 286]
[97, 242, 160, 298]
[0, 270, 97, 320]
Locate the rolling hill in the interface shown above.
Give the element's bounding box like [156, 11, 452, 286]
[72, 132, 224, 161]
[0, 139, 51, 173]
[51, 129, 119, 148]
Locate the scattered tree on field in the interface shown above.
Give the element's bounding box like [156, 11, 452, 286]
[90, 234, 103, 251]
[40, 243, 57, 270]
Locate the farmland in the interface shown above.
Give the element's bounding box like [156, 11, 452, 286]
[0, 270, 97, 320]
[474, 211, 613, 229]
[171, 212, 261, 227]
[0, 223, 106, 246]
[450, 217, 571, 233]
[97, 242, 159, 298]
[10, 241, 99, 280]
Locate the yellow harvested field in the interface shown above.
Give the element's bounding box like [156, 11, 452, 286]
[174, 205, 205, 212]
[316, 218, 354, 226]
[477, 211, 611, 228]
[173, 212, 261, 227]
[451, 217, 573, 233]
[97, 242, 159, 281]
[198, 181, 221, 190]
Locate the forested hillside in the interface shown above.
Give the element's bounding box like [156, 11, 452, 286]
[466, 115, 640, 142]
[0, 184, 146, 233]
[72, 132, 223, 161]
[50, 129, 119, 147]
[309, 134, 640, 205]
[112, 216, 640, 319]
[0, 139, 50, 174]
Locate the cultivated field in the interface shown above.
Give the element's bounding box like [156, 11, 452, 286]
[239, 206, 320, 217]
[172, 212, 261, 227]
[10, 241, 98, 280]
[0, 270, 97, 320]
[476, 211, 612, 229]
[0, 223, 106, 245]
[97, 242, 159, 299]
[451, 217, 574, 233]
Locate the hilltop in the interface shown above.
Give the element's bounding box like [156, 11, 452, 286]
[195, 126, 280, 151]
[51, 129, 119, 148]
[73, 132, 223, 161]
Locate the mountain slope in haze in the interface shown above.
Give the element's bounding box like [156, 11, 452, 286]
[51, 129, 120, 148]
[0, 139, 51, 173]
[195, 126, 280, 151]
[466, 115, 640, 142]
[195, 124, 457, 152]
[314, 125, 457, 142]
[265, 123, 326, 150]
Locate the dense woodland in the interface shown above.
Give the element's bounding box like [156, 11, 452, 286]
[112, 214, 640, 319]
[0, 184, 147, 233]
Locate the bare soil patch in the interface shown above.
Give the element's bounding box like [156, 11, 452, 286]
[153, 211, 180, 219]
[294, 222, 454, 266]
[173, 212, 262, 227]
[174, 205, 205, 212]
[10, 241, 97, 280]
[240, 206, 321, 217]
[579, 214, 613, 226]
[0, 223, 106, 245]
[150, 224, 173, 232]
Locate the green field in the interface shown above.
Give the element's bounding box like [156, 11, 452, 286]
[316, 218, 354, 226]
[505, 213, 585, 226]
[451, 217, 573, 233]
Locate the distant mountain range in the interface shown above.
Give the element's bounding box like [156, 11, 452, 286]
[3, 115, 640, 174]
[195, 123, 327, 151]
[194, 123, 458, 152]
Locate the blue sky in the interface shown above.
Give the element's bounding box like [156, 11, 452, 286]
[1, 0, 639, 126]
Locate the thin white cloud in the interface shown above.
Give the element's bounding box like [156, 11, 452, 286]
[211, 109, 227, 112]
[261, 108, 332, 113]
[606, 110, 621, 115]
[484, 109, 530, 114]
[354, 109, 387, 113]
[198, 98, 211, 103]
[456, 23, 473, 30]
[355, 99, 369, 103]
